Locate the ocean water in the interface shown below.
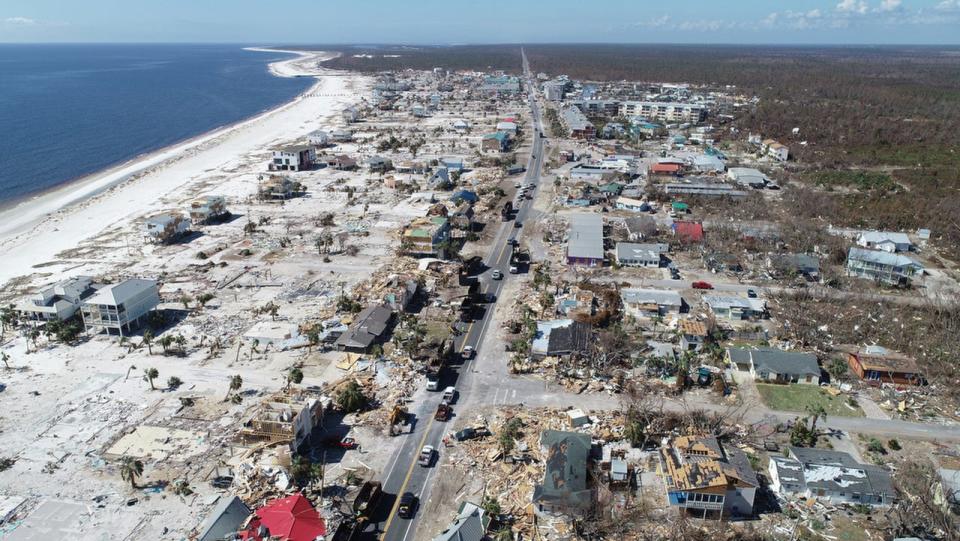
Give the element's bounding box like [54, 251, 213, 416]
[0, 44, 312, 204]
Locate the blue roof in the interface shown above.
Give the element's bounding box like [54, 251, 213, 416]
[451, 190, 478, 203]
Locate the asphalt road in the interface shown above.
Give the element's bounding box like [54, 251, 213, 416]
[374, 49, 544, 541]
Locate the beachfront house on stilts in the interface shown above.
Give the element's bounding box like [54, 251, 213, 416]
[80, 278, 160, 337]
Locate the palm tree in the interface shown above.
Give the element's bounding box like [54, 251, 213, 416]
[119, 456, 144, 489]
[159, 335, 173, 355]
[286, 367, 304, 390]
[142, 330, 154, 355]
[144, 367, 159, 390]
[226, 374, 242, 401]
[27, 327, 40, 353]
[174, 334, 187, 353]
[806, 404, 827, 434]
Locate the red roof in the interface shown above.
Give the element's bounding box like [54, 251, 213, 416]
[650, 163, 682, 174]
[239, 493, 326, 541]
[673, 221, 704, 242]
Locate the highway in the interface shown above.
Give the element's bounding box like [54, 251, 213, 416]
[373, 48, 544, 541]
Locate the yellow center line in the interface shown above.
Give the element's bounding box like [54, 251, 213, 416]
[380, 322, 475, 539]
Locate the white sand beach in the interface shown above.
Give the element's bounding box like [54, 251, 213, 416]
[0, 49, 364, 287]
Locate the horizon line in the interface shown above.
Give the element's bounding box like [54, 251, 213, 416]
[1, 41, 959, 47]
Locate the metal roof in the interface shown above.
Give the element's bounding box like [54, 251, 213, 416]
[621, 288, 682, 308]
[567, 213, 604, 260]
[847, 247, 922, 268]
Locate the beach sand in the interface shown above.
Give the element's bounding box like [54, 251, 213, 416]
[0, 49, 365, 287]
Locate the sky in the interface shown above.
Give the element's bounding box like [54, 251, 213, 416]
[1, 0, 959, 45]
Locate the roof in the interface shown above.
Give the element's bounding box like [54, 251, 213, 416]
[199, 496, 252, 541]
[567, 213, 604, 260]
[650, 163, 682, 174]
[483, 132, 509, 142]
[859, 231, 911, 246]
[729, 347, 820, 377]
[785, 447, 895, 499]
[770, 253, 821, 274]
[621, 288, 682, 308]
[239, 493, 326, 541]
[616, 242, 668, 262]
[678, 319, 707, 336]
[623, 215, 657, 236]
[561, 106, 593, 131]
[532, 319, 592, 356]
[847, 247, 922, 269]
[727, 167, 768, 184]
[451, 190, 478, 203]
[334, 305, 392, 349]
[672, 221, 704, 242]
[431, 502, 489, 541]
[84, 278, 157, 306]
[661, 436, 759, 492]
[704, 295, 766, 312]
[847, 345, 920, 374]
[533, 430, 593, 510]
[496, 121, 517, 130]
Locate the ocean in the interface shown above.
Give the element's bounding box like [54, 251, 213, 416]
[0, 44, 312, 205]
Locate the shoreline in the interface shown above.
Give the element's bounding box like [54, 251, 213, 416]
[0, 48, 332, 242]
[0, 48, 361, 286]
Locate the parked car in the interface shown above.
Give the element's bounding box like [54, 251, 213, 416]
[454, 427, 490, 441]
[509, 265, 519, 274]
[514, 222, 522, 228]
[398, 492, 418, 519]
[418, 445, 435, 467]
[747, 288, 758, 298]
[692, 281, 714, 290]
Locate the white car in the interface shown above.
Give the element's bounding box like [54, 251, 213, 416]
[419, 445, 435, 467]
[491, 270, 503, 280]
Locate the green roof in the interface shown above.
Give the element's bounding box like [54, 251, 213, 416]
[672, 202, 689, 210]
[484, 132, 508, 141]
[599, 182, 623, 193]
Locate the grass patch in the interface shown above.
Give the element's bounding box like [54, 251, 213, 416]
[756, 383, 864, 417]
[805, 170, 897, 191]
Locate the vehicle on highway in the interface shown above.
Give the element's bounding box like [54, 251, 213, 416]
[418, 445, 435, 467]
[461, 345, 474, 359]
[435, 402, 451, 421]
[491, 270, 503, 280]
[507, 238, 518, 246]
[692, 281, 714, 290]
[442, 386, 457, 403]
[514, 182, 521, 188]
[514, 222, 522, 228]
[398, 492, 418, 519]
[425, 372, 440, 391]
[747, 288, 758, 298]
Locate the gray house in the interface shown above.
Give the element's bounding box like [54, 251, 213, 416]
[18, 276, 98, 322]
[615, 242, 668, 268]
[769, 447, 896, 507]
[431, 502, 490, 541]
[81, 278, 160, 336]
[621, 288, 683, 318]
[197, 495, 251, 541]
[846, 247, 923, 286]
[334, 305, 393, 352]
[727, 347, 820, 384]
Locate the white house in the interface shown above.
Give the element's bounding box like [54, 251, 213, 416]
[496, 121, 518, 135]
[17, 276, 97, 322]
[857, 231, 912, 253]
[342, 106, 359, 123]
[762, 139, 789, 161]
[144, 212, 189, 243]
[615, 242, 668, 268]
[80, 278, 160, 336]
[307, 130, 330, 147]
[704, 295, 766, 320]
[621, 288, 683, 318]
[768, 447, 896, 507]
[727, 167, 769, 188]
[615, 196, 649, 212]
[271, 146, 315, 172]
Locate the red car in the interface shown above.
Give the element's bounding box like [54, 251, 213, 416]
[691, 281, 714, 290]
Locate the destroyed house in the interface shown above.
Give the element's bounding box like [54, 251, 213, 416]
[768, 253, 821, 280]
[237, 388, 330, 451]
[334, 305, 393, 352]
[365, 155, 392, 173]
[845, 345, 925, 386]
[198, 496, 252, 541]
[659, 436, 759, 519]
[17, 275, 97, 322]
[325, 154, 357, 170]
[623, 215, 658, 240]
[80, 278, 159, 336]
[189, 195, 228, 224]
[481, 132, 510, 153]
[431, 501, 490, 541]
[679, 319, 708, 352]
[531, 319, 592, 359]
[768, 447, 896, 506]
[727, 347, 820, 384]
[703, 296, 766, 321]
[533, 430, 594, 517]
[672, 221, 704, 243]
[258, 175, 296, 200]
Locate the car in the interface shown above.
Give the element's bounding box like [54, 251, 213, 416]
[507, 238, 518, 246]
[514, 222, 522, 228]
[442, 386, 457, 403]
[670, 269, 681, 280]
[461, 345, 474, 359]
[418, 445, 435, 467]
[425, 372, 440, 391]
[509, 265, 519, 274]
[747, 288, 758, 298]
[398, 492, 418, 518]
[514, 182, 521, 188]
[692, 281, 714, 290]
[454, 428, 477, 441]
[491, 270, 503, 280]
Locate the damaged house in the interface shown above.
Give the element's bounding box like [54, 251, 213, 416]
[768, 447, 896, 507]
[659, 435, 759, 519]
[17, 275, 98, 322]
[237, 387, 331, 452]
[533, 430, 594, 517]
[334, 305, 393, 352]
[531, 319, 592, 359]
